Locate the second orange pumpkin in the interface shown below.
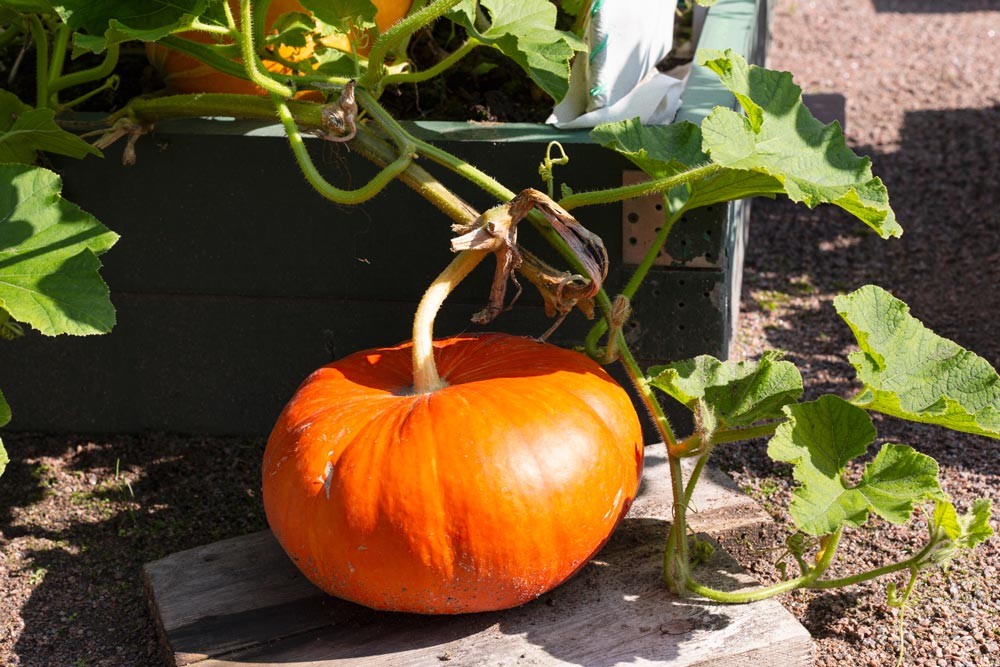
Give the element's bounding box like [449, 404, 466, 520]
[147, 0, 412, 96]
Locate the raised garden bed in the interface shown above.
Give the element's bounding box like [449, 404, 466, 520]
[0, 0, 770, 436]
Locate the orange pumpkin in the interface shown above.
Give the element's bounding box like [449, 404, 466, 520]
[147, 0, 412, 95]
[262, 332, 643, 614]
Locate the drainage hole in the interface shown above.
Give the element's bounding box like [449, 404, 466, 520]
[629, 237, 638, 246]
[628, 212, 639, 224]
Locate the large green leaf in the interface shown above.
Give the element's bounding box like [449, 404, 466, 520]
[0, 91, 101, 164]
[699, 50, 898, 236]
[590, 119, 708, 180]
[449, 0, 585, 102]
[0, 387, 8, 479]
[835, 285, 1000, 439]
[0, 164, 118, 335]
[649, 351, 802, 434]
[54, 0, 209, 52]
[768, 396, 945, 535]
[591, 50, 899, 238]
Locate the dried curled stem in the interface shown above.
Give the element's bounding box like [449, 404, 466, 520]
[84, 117, 151, 165]
[451, 188, 609, 338]
[318, 80, 358, 142]
[451, 204, 523, 324]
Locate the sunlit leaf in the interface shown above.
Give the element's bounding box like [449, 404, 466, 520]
[649, 351, 802, 432]
[54, 0, 209, 52]
[0, 387, 8, 479]
[0, 164, 118, 335]
[768, 396, 944, 535]
[302, 0, 377, 32]
[835, 285, 1000, 439]
[929, 499, 993, 565]
[592, 50, 899, 238]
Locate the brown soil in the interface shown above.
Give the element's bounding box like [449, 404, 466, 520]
[2, 1, 1000, 666]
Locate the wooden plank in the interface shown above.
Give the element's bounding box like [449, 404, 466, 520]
[632, 450, 772, 535]
[144, 448, 811, 666]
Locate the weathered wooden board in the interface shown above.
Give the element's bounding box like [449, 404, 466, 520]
[144, 448, 811, 666]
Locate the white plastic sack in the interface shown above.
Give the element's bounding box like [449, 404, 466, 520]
[548, 0, 684, 129]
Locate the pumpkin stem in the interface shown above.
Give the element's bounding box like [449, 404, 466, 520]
[412, 191, 608, 393]
[411, 248, 491, 393]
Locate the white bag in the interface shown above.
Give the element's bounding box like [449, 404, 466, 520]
[548, 0, 684, 129]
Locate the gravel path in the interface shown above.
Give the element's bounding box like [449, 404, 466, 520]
[2, 1, 999, 666]
[717, 1, 1000, 666]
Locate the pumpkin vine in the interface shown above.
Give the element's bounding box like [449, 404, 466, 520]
[1, 0, 994, 638]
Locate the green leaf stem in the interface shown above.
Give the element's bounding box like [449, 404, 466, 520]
[0, 164, 118, 335]
[835, 285, 1000, 439]
[768, 396, 945, 536]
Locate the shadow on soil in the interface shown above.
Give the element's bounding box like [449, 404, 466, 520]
[871, 0, 998, 12]
[2, 434, 759, 667]
[1, 433, 266, 667]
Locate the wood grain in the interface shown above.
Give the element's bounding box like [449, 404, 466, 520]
[145, 447, 811, 666]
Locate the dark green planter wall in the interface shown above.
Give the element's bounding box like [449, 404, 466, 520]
[1, 0, 768, 436]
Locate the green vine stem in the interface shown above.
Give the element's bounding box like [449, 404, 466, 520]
[58, 74, 119, 111]
[382, 39, 478, 87]
[157, 35, 250, 79]
[238, 0, 294, 97]
[252, 0, 272, 49]
[272, 95, 413, 204]
[685, 527, 845, 603]
[48, 43, 120, 97]
[46, 22, 70, 95]
[108, 93, 479, 228]
[361, 0, 466, 92]
[683, 449, 711, 509]
[189, 19, 235, 36]
[412, 248, 491, 393]
[559, 164, 721, 210]
[27, 15, 48, 108]
[621, 206, 683, 299]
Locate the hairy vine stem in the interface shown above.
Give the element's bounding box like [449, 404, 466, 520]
[361, 0, 466, 93]
[48, 43, 120, 99]
[238, 0, 293, 97]
[27, 15, 47, 108]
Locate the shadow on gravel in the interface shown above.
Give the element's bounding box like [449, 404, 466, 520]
[1, 434, 265, 667]
[736, 103, 1000, 477]
[871, 0, 999, 12]
[801, 590, 863, 638]
[745, 103, 1000, 370]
